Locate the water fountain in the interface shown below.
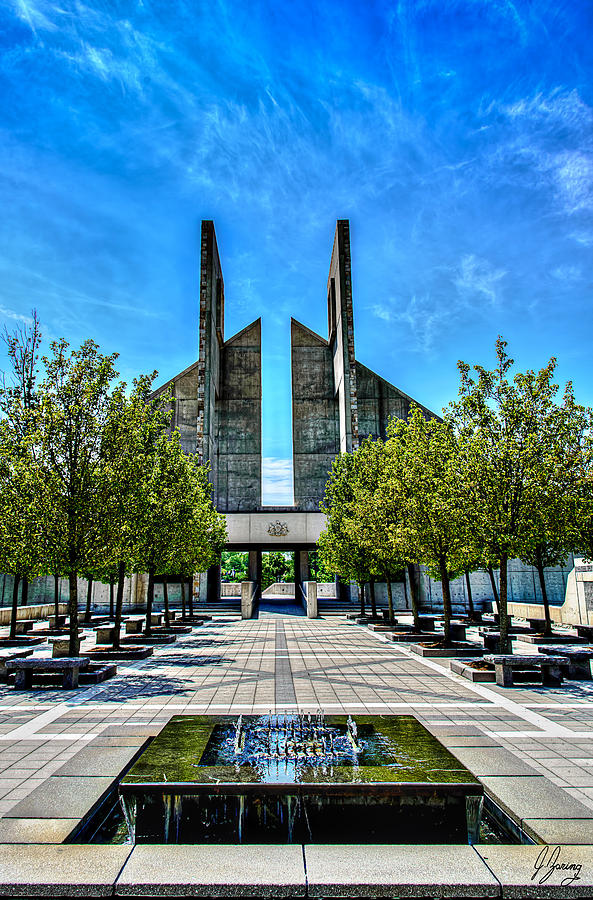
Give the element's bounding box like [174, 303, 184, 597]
[119, 713, 483, 844]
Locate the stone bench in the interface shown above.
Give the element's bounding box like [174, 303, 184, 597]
[537, 646, 593, 680]
[48, 636, 82, 658]
[480, 631, 504, 652]
[483, 653, 566, 687]
[94, 625, 118, 644]
[417, 616, 435, 631]
[0, 648, 33, 680]
[150, 613, 164, 626]
[575, 624, 593, 641]
[48, 615, 67, 628]
[6, 656, 90, 689]
[446, 621, 467, 641]
[14, 620, 34, 634]
[125, 616, 145, 634]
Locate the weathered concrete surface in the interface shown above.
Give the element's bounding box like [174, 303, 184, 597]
[116, 844, 307, 897]
[305, 844, 499, 898]
[291, 318, 339, 510]
[216, 319, 262, 511]
[0, 844, 133, 896]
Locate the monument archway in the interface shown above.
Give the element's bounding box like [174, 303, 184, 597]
[154, 220, 435, 603]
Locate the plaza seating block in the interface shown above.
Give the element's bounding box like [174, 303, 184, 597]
[48, 615, 67, 629]
[575, 624, 593, 641]
[125, 616, 145, 633]
[483, 653, 566, 687]
[526, 617, 547, 632]
[94, 625, 118, 644]
[446, 621, 467, 641]
[6, 656, 90, 689]
[48, 636, 81, 658]
[14, 620, 34, 634]
[537, 645, 593, 680]
[0, 648, 34, 680]
[150, 613, 164, 626]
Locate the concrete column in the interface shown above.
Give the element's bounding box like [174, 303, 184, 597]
[298, 550, 310, 583]
[248, 550, 262, 600]
[294, 550, 303, 603]
[303, 581, 318, 618]
[207, 564, 221, 603]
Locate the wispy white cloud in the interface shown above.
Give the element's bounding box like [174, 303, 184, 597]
[551, 264, 582, 282]
[262, 457, 293, 506]
[0, 305, 34, 326]
[454, 254, 506, 306]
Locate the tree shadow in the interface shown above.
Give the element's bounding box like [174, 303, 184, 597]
[95, 673, 195, 700]
[149, 654, 227, 668]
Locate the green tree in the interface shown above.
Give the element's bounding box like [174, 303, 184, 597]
[261, 552, 292, 591]
[339, 437, 407, 625]
[0, 444, 44, 638]
[447, 338, 589, 652]
[33, 339, 121, 655]
[221, 552, 249, 582]
[385, 408, 467, 645]
[0, 311, 45, 635]
[134, 432, 226, 635]
[99, 373, 172, 647]
[319, 449, 375, 616]
[519, 383, 592, 634]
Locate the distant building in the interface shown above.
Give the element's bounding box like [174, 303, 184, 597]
[154, 220, 435, 600]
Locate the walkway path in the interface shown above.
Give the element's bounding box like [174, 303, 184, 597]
[1, 613, 593, 840]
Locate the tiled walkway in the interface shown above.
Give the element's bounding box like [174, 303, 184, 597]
[1, 611, 593, 840]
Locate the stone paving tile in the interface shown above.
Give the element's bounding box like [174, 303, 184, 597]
[0, 612, 592, 841]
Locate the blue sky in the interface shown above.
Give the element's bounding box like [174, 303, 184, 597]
[1, 0, 592, 504]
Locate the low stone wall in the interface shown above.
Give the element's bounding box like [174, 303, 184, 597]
[221, 583, 241, 597]
[317, 582, 338, 598]
[0, 602, 68, 626]
[261, 582, 295, 597]
[418, 556, 573, 615]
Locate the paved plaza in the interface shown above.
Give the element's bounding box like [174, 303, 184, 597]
[1, 606, 593, 848]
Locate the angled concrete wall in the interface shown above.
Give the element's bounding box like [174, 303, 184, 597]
[216, 319, 262, 511]
[356, 362, 436, 442]
[327, 219, 359, 453]
[291, 320, 339, 510]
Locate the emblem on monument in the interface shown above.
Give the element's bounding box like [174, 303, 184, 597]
[268, 521, 289, 536]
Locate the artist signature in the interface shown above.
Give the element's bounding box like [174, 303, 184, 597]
[532, 846, 582, 886]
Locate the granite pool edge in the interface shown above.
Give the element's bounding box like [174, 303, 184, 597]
[0, 842, 591, 898]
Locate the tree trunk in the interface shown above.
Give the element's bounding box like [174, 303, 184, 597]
[163, 581, 170, 628]
[487, 565, 500, 609]
[369, 579, 377, 619]
[439, 557, 452, 646]
[9, 574, 21, 640]
[385, 578, 395, 624]
[358, 582, 366, 617]
[21, 576, 28, 606]
[68, 571, 79, 657]
[113, 560, 126, 651]
[145, 567, 155, 636]
[498, 552, 511, 653]
[181, 579, 186, 619]
[188, 578, 194, 616]
[407, 564, 421, 631]
[464, 568, 475, 621]
[109, 576, 115, 619]
[53, 573, 60, 622]
[535, 546, 552, 637]
[84, 577, 93, 624]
